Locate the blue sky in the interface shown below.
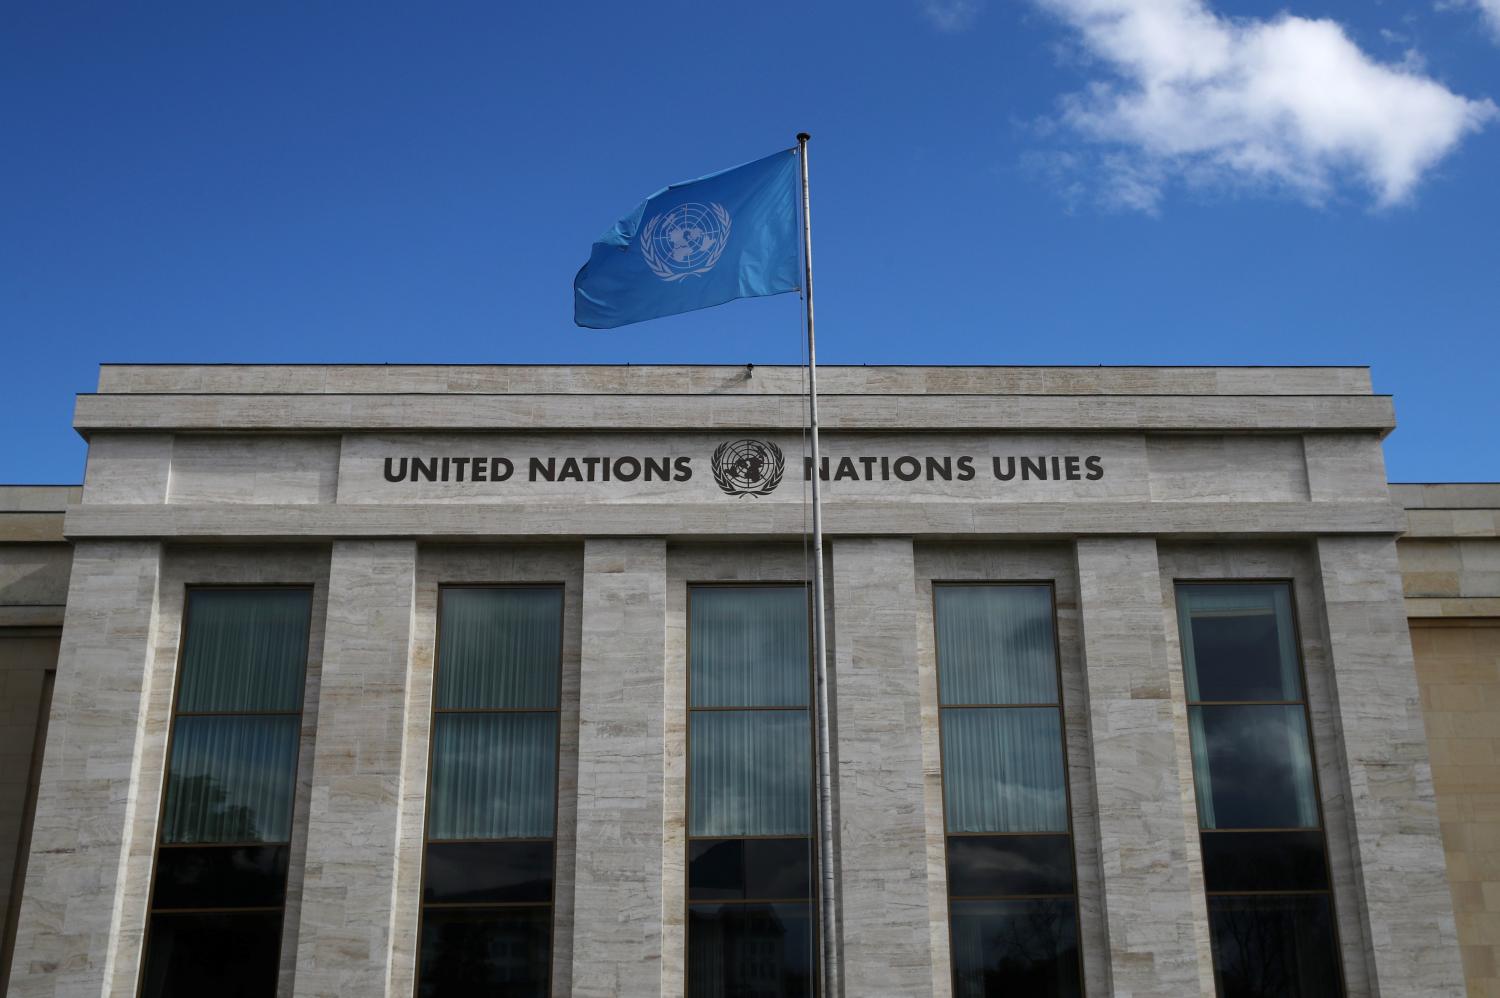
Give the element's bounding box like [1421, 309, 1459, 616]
[3, 0, 1497, 484]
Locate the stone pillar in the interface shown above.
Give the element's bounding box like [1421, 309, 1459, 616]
[292, 540, 417, 998]
[1074, 538, 1211, 996]
[1316, 536, 1465, 996]
[571, 539, 668, 997]
[6, 541, 162, 998]
[830, 538, 935, 997]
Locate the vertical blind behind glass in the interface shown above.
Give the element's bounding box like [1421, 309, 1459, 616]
[178, 589, 311, 713]
[936, 586, 1058, 705]
[691, 586, 809, 708]
[438, 587, 562, 710]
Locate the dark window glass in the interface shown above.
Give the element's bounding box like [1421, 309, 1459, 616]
[1207, 894, 1342, 998]
[423, 841, 554, 904]
[160, 715, 301, 844]
[417, 906, 551, 998]
[420, 586, 563, 998]
[140, 910, 283, 998]
[152, 844, 289, 910]
[689, 838, 814, 901]
[1190, 704, 1318, 830]
[936, 585, 1081, 996]
[688, 903, 816, 998]
[1177, 584, 1300, 703]
[1176, 582, 1344, 998]
[946, 835, 1075, 898]
[950, 899, 1081, 998]
[688, 585, 815, 998]
[143, 588, 311, 998]
[1200, 832, 1329, 894]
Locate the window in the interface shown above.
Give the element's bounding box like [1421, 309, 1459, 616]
[935, 584, 1082, 998]
[140, 587, 313, 998]
[687, 585, 817, 998]
[1176, 583, 1345, 998]
[417, 586, 563, 998]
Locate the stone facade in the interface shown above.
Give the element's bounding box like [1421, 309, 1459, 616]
[1398, 484, 1500, 998]
[0, 365, 1483, 997]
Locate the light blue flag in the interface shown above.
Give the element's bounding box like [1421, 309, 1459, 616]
[574, 148, 800, 329]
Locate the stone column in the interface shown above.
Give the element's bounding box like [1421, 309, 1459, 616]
[571, 539, 668, 997]
[1316, 536, 1465, 996]
[292, 540, 418, 998]
[831, 538, 935, 997]
[1074, 538, 1212, 996]
[6, 541, 162, 998]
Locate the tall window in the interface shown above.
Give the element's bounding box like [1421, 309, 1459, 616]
[1176, 583, 1344, 997]
[141, 587, 313, 998]
[935, 584, 1082, 998]
[687, 585, 816, 998]
[418, 586, 563, 998]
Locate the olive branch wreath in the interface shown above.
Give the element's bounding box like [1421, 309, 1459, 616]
[640, 203, 732, 282]
[711, 440, 785, 498]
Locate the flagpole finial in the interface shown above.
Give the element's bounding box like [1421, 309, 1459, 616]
[797, 132, 811, 143]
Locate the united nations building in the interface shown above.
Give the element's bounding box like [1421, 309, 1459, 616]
[1, 363, 1497, 998]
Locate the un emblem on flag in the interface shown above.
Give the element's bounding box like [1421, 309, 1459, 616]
[711, 439, 785, 497]
[641, 202, 732, 281]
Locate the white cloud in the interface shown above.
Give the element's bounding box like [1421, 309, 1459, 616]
[921, 0, 984, 32]
[1034, 0, 1496, 209]
[1469, 0, 1500, 36]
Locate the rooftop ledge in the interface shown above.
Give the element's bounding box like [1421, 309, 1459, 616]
[93, 364, 1376, 398]
[71, 392, 1396, 435]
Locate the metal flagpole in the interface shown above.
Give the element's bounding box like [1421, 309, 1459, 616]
[797, 130, 840, 998]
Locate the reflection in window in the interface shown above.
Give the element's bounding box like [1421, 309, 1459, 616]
[688, 586, 816, 998]
[935, 584, 1082, 998]
[418, 586, 562, 998]
[141, 588, 312, 998]
[1177, 583, 1345, 997]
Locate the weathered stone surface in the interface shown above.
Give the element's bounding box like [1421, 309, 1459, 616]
[95, 363, 1376, 397]
[1147, 434, 1308, 501]
[1075, 538, 1213, 997]
[572, 539, 668, 997]
[61, 498, 1408, 543]
[168, 434, 340, 505]
[1317, 536, 1467, 997]
[293, 540, 415, 998]
[830, 539, 934, 997]
[80, 434, 171, 504]
[0, 545, 72, 606]
[73, 390, 1397, 433]
[5, 542, 161, 998]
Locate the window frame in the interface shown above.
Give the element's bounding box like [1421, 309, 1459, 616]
[414, 582, 566, 998]
[138, 583, 315, 998]
[932, 579, 1085, 998]
[1174, 577, 1348, 997]
[684, 580, 821, 998]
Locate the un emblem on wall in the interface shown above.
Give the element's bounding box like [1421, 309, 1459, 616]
[711, 439, 785, 498]
[641, 202, 731, 281]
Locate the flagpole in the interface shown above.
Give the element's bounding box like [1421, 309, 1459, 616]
[798, 130, 841, 998]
